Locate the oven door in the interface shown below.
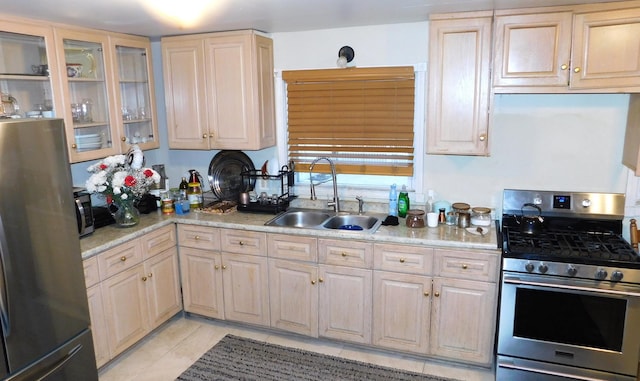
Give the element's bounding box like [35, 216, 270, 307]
[498, 272, 640, 377]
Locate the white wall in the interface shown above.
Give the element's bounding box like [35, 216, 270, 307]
[70, 21, 632, 215]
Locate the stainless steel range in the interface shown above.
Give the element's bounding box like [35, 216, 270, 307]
[497, 189, 640, 381]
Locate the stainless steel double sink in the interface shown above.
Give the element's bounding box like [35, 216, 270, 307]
[264, 208, 383, 233]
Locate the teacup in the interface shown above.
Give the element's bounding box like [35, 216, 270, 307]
[66, 63, 83, 78]
[31, 64, 48, 76]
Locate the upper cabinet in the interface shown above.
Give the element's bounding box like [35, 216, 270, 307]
[162, 30, 276, 151]
[493, 3, 640, 93]
[427, 12, 493, 156]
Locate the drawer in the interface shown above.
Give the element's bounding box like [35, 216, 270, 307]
[434, 249, 499, 282]
[177, 224, 220, 250]
[142, 224, 176, 260]
[97, 239, 143, 280]
[319, 239, 373, 268]
[374, 244, 433, 275]
[220, 229, 266, 256]
[268, 234, 317, 262]
[83, 256, 100, 288]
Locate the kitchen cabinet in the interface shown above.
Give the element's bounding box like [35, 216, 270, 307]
[318, 239, 373, 344]
[162, 30, 276, 150]
[0, 18, 63, 125]
[427, 12, 492, 156]
[268, 234, 319, 337]
[83, 224, 180, 365]
[493, 5, 640, 92]
[178, 225, 270, 326]
[430, 248, 499, 365]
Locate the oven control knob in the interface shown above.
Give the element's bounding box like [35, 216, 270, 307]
[566, 265, 577, 277]
[611, 270, 624, 282]
[595, 269, 608, 280]
[525, 262, 534, 272]
[538, 263, 548, 274]
[581, 199, 592, 208]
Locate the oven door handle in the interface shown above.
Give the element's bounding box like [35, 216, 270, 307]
[503, 276, 640, 297]
[498, 361, 610, 381]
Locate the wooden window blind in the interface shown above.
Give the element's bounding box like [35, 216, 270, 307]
[282, 66, 415, 176]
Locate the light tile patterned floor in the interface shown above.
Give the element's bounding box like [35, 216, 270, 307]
[98, 315, 495, 381]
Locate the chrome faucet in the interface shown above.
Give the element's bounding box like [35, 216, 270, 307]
[356, 196, 364, 214]
[309, 157, 339, 213]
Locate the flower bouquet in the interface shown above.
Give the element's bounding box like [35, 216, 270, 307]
[86, 145, 160, 227]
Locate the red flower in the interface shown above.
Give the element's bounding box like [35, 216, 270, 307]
[99, 163, 108, 170]
[124, 175, 137, 187]
[143, 169, 154, 178]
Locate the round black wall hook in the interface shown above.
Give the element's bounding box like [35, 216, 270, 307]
[338, 46, 355, 63]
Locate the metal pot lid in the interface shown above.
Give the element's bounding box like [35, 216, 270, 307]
[207, 150, 255, 201]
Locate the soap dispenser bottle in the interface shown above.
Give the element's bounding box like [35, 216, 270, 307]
[398, 185, 409, 218]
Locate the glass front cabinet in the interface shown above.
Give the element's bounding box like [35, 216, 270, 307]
[0, 16, 158, 163]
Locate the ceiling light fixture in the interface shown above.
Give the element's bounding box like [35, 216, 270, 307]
[141, 0, 224, 29]
[337, 46, 355, 68]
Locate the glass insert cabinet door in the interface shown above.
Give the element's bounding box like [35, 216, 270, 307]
[0, 25, 58, 121]
[56, 29, 119, 161]
[111, 37, 158, 152]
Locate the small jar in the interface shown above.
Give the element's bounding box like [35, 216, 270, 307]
[187, 182, 203, 209]
[471, 207, 492, 226]
[161, 192, 174, 215]
[406, 209, 425, 228]
[451, 202, 471, 214]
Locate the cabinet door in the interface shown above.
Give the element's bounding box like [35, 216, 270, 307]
[318, 264, 372, 344]
[269, 259, 318, 337]
[144, 247, 182, 330]
[427, 14, 492, 155]
[430, 277, 497, 365]
[179, 247, 224, 319]
[571, 8, 640, 89]
[101, 264, 149, 358]
[161, 38, 209, 149]
[54, 28, 120, 162]
[86, 284, 109, 368]
[110, 35, 159, 151]
[372, 271, 431, 354]
[221, 253, 270, 326]
[0, 20, 62, 123]
[493, 12, 573, 89]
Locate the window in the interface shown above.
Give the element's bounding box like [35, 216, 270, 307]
[282, 66, 415, 177]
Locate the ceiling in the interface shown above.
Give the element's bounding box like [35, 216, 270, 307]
[0, 0, 621, 38]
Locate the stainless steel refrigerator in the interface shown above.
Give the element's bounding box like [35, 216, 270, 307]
[0, 119, 98, 380]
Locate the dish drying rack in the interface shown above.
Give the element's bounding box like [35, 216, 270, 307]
[238, 168, 295, 214]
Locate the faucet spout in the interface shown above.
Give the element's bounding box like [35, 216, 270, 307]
[309, 157, 340, 213]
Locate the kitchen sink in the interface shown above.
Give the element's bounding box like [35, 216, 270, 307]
[264, 209, 382, 233]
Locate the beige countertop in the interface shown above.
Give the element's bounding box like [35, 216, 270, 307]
[80, 209, 500, 260]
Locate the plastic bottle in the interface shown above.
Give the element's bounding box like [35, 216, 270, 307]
[389, 184, 398, 217]
[398, 185, 409, 218]
[426, 190, 435, 213]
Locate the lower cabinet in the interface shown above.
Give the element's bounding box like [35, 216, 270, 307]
[83, 224, 181, 366]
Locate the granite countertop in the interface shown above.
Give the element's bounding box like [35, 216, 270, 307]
[80, 209, 500, 260]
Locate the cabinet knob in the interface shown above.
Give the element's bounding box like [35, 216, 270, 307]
[214, 265, 220, 270]
[318, 277, 324, 283]
[341, 252, 347, 257]
[311, 280, 316, 285]
[222, 265, 227, 270]
[573, 67, 581, 73]
[560, 64, 568, 70]
[142, 276, 147, 281]
[120, 256, 127, 262]
[71, 143, 77, 149]
[424, 291, 429, 297]
[399, 258, 405, 263]
[462, 264, 468, 270]
[202, 133, 208, 139]
[121, 137, 126, 142]
[147, 273, 153, 278]
[434, 291, 440, 297]
[479, 134, 486, 142]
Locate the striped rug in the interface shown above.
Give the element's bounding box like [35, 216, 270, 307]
[177, 334, 458, 381]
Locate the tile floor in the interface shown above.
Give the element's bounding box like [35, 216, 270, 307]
[98, 314, 496, 381]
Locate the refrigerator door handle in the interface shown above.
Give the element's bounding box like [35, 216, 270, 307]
[0, 216, 10, 335]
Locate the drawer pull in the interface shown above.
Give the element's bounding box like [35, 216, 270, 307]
[120, 256, 127, 262]
[462, 264, 468, 270]
[399, 258, 405, 263]
[194, 235, 201, 240]
[434, 291, 440, 297]
[239, 241, 245, 246]
[341, 252, 347, 257]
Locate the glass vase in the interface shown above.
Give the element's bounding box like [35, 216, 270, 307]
[113, 199, 140, 228]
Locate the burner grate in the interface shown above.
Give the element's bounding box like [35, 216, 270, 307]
[506, 230, 639, 263]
